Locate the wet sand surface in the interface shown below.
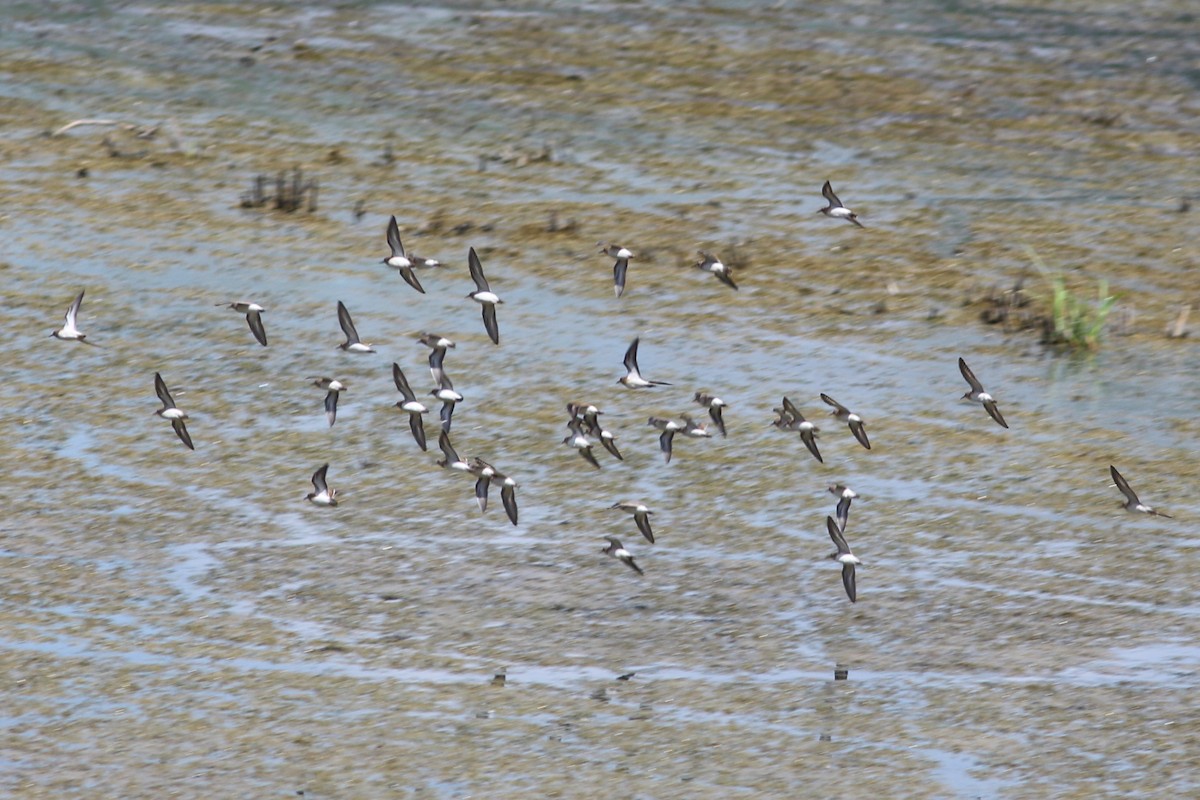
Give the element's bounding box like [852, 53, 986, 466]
[1, 1, 1198, 797]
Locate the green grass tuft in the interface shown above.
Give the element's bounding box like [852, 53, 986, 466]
[1025, 246, 1118, 351]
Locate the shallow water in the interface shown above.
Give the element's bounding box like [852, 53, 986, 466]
[1, 1, 1198, 797]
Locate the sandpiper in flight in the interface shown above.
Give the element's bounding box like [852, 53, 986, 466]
[821, 393, 871, 450]
[436, 430, 471, 472]
[417, 332, 456, 382]
[154, 371, 193, 450]
[306, 463, 338, 506]
[818, 180, 864, 228]
[51, 290, 99, 345]
[467, 247, 502, 345]
[392, 363, 429, 450]
[217, 301, 267, 347]
[775, 396, 823, 463]
[829, 484, 859, 532]
[569, 403, 624, 461]
[382, 215, 427, 294]
[611, 501, 655, 544]
[958, 357, 1009, 429]
[602, 536, 644, 576]
[648, 417, 684, 464]
[598, 243, 634, 298]
[618, 337, 672, 389]
[430, 369, 463, 431]
[1110, 465, 1173, 518]
[693, 251, 738, 291]
[311, 377, 345, 427]
[826, 516, 861, 603]
[694, 393, 728, 437]
[564, 418, 601, 469]
[336, 301, 375, 353]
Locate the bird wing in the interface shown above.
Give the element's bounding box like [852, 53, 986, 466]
[337, 301, 360, 343]
[958, 357, 984, 393]
[172, 418, 194, 450]
[386, 215, 405, 258]
[154, 372, 175, 409]
[408, 413, 427, 451]
[482, 303, 500, 345]
[392, 363, 416, 401]
[468, 247, 490, 292]
[246, 310, 268, 347]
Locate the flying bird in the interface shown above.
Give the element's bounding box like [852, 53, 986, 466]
[217, 301, 267, 347]
[829, 484, 859, 532]
[430, 369, 463, 431]
[693, 251, 738, 290]
[602, 536, 644, 576]
[826, 516, 861, 603]
[311, 377, 345, 427]
[1110, 465, 1173, 518]
[564, 418, 601, 469]
[392, 363, 428, 450]
[305, 463, 338, 506]
[569, 402, 624, 461]
[821, 393, 871, 450]
[417, 332, 456, 382]
[817, 180, 864, 228]
[154, 372, 193, 450]
[958, 357, 1008, 429]
[774, 396, 823, 463]
[618, 337, 672, 389]
[51, 290, 99, 345]
[648, 417, 683, 464]
[336, 301, 375, 353]
[467, 247, 502, 345]
[611, 501, 655, 544]
[382, 215, 427, 294]
[694, 392, 728, 437]
[598, 243, 634, 298]
[436, 430, 471, 472]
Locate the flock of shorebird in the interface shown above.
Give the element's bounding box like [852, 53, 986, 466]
[49, 182, 1173, 603]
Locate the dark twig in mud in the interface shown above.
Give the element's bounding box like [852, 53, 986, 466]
[239, 167, 318, 213]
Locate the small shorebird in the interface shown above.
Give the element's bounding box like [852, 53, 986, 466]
[693, 251, 738, 291]
[468, 457, 498, 513]
[430, 370, 463, 431]
[598, 243, 634, 298]
[569, 402, 624, 462]
[417, 332, 455, 381]
[466, 458, 517, 524]
[820, 393, 871, 450]
[311, 377, 344, 428]
[154, 371, 193, 450]
[467, 247, 502, 345]
[817, 180, 864, 228]
[958, 357, 1009, 429]
[382, 215, 429, 294]
[694, 392, 728, 437]
[774, 396, 823, 463]
[618, 337, 671, 389]
[680, 415, 712, 438]
[648, 417, 683, 464]
[564, 418, 601, 469]
[336, 301, 375, 353]
[611, 501, 655, 544]
[392, 363, 428, 451]
[51, 290, 99, 345]
[826, 516, 861, 603]
[217, 301, 267, 347]
[1110, 465, 1173, 518]
[828, 484, 859, 532]
[436, 430, 471, 472]
[602, 536, 644, 576]
[306, 463, 338, 506]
